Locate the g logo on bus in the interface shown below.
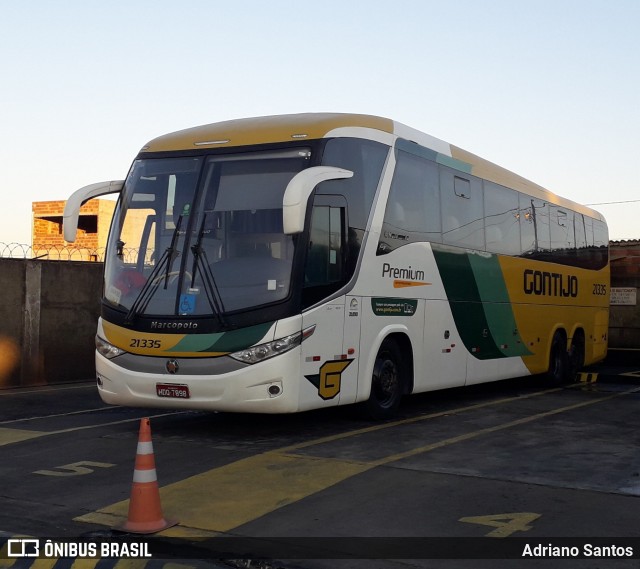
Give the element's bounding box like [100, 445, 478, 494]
[305, 359, 353, 400]
[166, 359, 179, 374]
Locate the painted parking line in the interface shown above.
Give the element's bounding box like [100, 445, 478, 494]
[0, 427, 47, 446]
[76, 452, 371, 532]
[621, 370, 640, 378]
[366, 386, 640, 466]
[0, 384, 96, 397]
[77, 385, 640, 534]
[0, 412, 186, 447]
[77, 389, 562, 531]
[0, 406, 118, 426]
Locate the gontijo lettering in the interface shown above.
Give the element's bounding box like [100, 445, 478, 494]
[523, 269, 578, 298]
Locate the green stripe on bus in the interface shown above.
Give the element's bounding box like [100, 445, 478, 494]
[467, 254, 531, 357]
[169, 321, 275, 354]
[432, 247, 504, 360]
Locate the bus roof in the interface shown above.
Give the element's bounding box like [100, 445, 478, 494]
[142, 112, 604, 222]
[142, 113, 395, 152]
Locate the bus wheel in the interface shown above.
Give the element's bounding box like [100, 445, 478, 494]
[546, 331, 570, 385]
[568, 331, 585, 381]
[364, 338, 405, 420]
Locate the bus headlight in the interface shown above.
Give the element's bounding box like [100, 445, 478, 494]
[95, 335, 125, 359]
[229, 325, 315, 365]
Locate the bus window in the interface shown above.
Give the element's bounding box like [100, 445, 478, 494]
[574, 213, 588, 250]
[319, 138, 388, 280]
[550, 205, 575, 259]
[520, 195, 550, 256]
[440, 167, 484, 250]
[484, 181, 520, 255]
[379, 149, 440, 254]
[319, 138, 388, 231]
[303, 197, 347, 308]
[592, 218, 609, 269]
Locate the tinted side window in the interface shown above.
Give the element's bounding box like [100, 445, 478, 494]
[520, 195, 550, 256]
[550, 205, 576, 258]
[319, 138, 389, 230]
[440, 167, 484, 250]
[574, 213, 588, 250]
[379, 149, 440, 254]
[305, 206, 345, 286]
[484, 181, 521, 255]
[592, 218, 609, 269]
[302, 197, 348, 308]
[319, 137, 389, 278]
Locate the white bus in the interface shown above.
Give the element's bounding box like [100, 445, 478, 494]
[64, 113, 609, 418]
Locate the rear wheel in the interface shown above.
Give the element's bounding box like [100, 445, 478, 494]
[546, 331, 570, 385]
[568, 331, 585, 381]
[364, 338, 405, 420]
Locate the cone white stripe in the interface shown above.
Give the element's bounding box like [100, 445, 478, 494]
[136, 441, 154, 454]
[133, 468, 158, 483]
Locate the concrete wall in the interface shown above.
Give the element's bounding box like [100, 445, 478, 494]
[0, 258, 103, 387]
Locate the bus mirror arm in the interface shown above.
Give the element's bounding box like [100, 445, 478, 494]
[63, 180, 124, 243]
[282, 166, 353, 234]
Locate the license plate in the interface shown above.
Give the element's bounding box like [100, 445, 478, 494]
[156, 383, 190, 399]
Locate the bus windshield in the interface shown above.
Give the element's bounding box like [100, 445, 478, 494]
[104, 149, 311, 318]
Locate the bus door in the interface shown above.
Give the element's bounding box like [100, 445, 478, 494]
[301, 300, 347, 408]
[299, 196, 356, 408]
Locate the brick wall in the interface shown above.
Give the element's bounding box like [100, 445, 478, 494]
[611, 240, 640, 277]
[609, 240, 640, 351]
[32, 199, 116, 258]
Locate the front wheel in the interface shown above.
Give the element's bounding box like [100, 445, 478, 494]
[364, 338, 405, 420]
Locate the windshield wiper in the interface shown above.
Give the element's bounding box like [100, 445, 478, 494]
[190, 214, 227, 327]
[124, 215, 184, 324]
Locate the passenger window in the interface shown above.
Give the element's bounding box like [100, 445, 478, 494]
[520, 195, 550, 256]
[320, 137, 389, 275]
[574, 213, 588, 250]
[380, 149, 440, 254]
[592, 218, 609, 269]
[319, 138, 388, 230]
[484, 182, 521, 255]
[550, 205, 575, 259]
[440, 167, 484, 250]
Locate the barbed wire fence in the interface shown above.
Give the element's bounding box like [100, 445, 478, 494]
[0, 241, 148, 263]
[0, 242, 105, 261]
[0, 243, 139, 262]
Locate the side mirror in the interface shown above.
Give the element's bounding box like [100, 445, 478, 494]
[63, 180, 124, 243]
[282, 166, 353, 234]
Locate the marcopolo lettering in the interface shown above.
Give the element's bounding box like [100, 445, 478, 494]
[523, 269, 578, 297]
[382, 263, 425, 281]
[150, 321, 198, 330]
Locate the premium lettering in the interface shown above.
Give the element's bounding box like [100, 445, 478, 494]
[382, 263, 425, 281]
[523, 269, 578, 297]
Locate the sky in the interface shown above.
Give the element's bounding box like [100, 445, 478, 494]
[1, 0, 638, 245]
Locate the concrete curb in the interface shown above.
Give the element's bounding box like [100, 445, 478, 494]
[578, 366, 640, 385]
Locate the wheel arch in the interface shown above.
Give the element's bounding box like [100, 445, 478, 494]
[357, 325, 414, 403]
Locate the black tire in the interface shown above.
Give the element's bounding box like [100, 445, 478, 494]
[364, 338, 405, 420]
[568, 331, 585, 381]
[546, 331, 570, 385]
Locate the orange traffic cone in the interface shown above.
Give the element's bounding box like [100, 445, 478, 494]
[119, 417, 177, 534]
